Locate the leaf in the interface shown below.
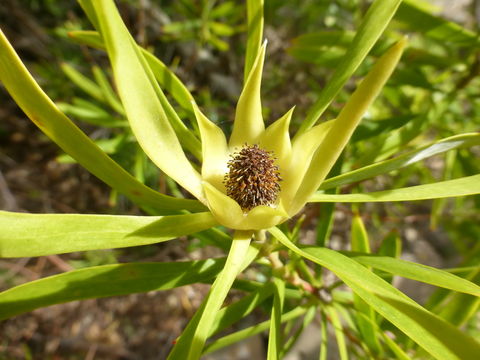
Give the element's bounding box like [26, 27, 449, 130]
[61, 63, 104, 101]
[320, 133, 480, 190]
[267, 277, 285, 360]
[67, 31, 195, 113]
[325, 306, 349, 360]
[244, 0, 264, 82]
[316, 153, 343, 247]
[350, 115, 417, 143]
[350, 215, 382, 354]
[319, 311, 328, 360]
[396, 0, 480, 46]
[280, 306, 316, 357]
[192, 101, 229, 190]
[0, 28, 203, 214]
[438, 268, 480, 327]
[92, 0, 205, 201]
[290, 30, 355, 49]
[269, 227, 480, 360]
[203, 307, 309, 355]
[56, 100, 124, 127]
[0, 258, 225, 320]
[91, 65, 125, 115]
[78, 0, 201, 159]
[343, 252, 480, 297]
[292, 38, 406, 214]
[168, 231, 254, 360]
[208, 282, 274, 336]
[142, 50, 195, 112]
[0, 211, 217, 257]
[312, 174, 480, 203]
[229, 42, 266, 148]
[431, 149, 457, 230]
[68, 30, 104, 48]
[376, 231, 402, 283]
[296, 0, 403, 135]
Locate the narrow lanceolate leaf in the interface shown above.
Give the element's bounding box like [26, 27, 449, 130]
[229, 43, 266, 148]
[438, 269, 480, 327]
[92, 0, 205, 202]
[0, 29, 203, 214]
[397, 0, 480, 46]
[203, 307, 309, 355]
[208, 283, 274, 337]
[320, 133, 480, 190]
[0, 211, 217, 257]
[350, 215, 382, 355]
[192, 102, 229, 190]
[61, 63, 104, 101]
[0, 259, 225, 320]
[340, 252, 480, 297]
[244, 0, 264, 82]
[267, 277, 285, 360]
[91, 65, 125, 115]
[168, 231, 254, 360]
[68, 30, 195, 113]
[311, 174, 480, 203]
[325, 306, 348, 360]
[292, 38, 406, 214]
[269, 227, 480, 360]
[296, 0, 403, 135]
[319, 312, 328, 360]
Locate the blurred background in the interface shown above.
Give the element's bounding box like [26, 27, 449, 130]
[1, 0, 479, 359]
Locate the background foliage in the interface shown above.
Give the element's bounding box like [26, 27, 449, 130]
[0, 0, 479, 359]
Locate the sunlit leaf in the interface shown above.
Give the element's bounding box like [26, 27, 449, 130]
[321, 133, 480, 190]
[244, 0, 264, 81]
[269, 227, 480, 360]
[292, 38, 406, 213]
[92, 0, 205, 201]
[204, 307, 309, 355]
[312, 174, 480, 202]
[296, 0, 403, 135]
[0, 29, 203, 214]
[0, 211, 217, 257]
[0, 259, 225, 320]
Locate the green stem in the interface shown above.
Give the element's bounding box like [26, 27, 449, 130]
[169, 230, 253, 360]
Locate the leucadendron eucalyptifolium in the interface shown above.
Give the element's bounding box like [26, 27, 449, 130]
[87, 0, 406, 233]
[191, 38, 406, 230]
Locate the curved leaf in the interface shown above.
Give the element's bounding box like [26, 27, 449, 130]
[296, 0, 403, 135]
[92, 0, 205, 201]
[203, 307, 309, 355]
[269, 228, 480, 360]
[337, 251, 480, 297]
[229, 43, 266, 148]
[0, 211, 217, 257]
[0, 28, 204, 214]
[311, 174, 480, 203]
[0, 259, 225, 320]
[244, 0, 264, 81]
[325, 306, 348, 360]
[292, 38, 406, 214]
[68, 30, 195, 113]
[321, 133, 480, 190]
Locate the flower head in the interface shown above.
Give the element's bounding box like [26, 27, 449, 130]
[94, 8, 405, 232]
[188, 39, 406, 230]
[224, 144, 282, 211]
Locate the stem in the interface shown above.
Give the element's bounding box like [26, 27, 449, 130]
[170, 230, 253, 360]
